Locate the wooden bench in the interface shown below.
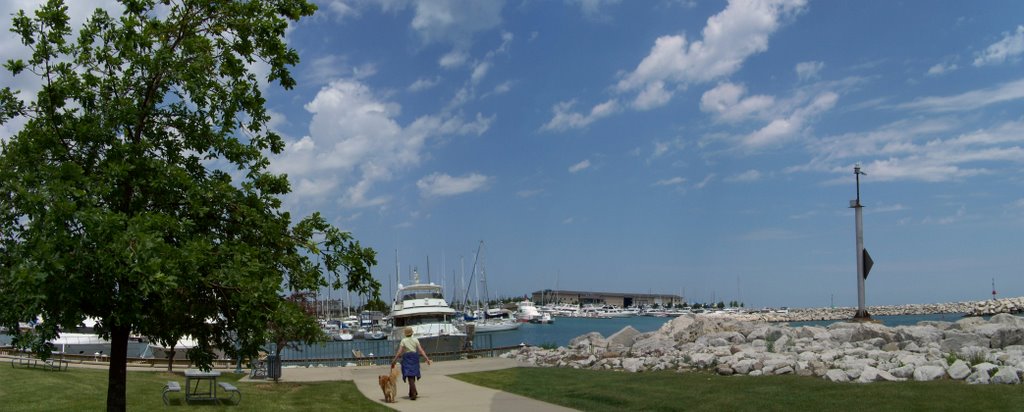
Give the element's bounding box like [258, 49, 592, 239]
[162, 381, 181, 405]
[218, 382, 241, 404]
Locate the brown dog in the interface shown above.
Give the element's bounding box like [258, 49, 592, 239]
[379, 365, 399, 402]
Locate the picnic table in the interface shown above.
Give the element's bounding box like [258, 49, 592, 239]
[184, 369, 221, 403]
[9, 354, 68, 371]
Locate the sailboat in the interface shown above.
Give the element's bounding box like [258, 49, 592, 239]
[461, 241, 519, 333]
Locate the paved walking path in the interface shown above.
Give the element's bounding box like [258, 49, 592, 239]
[263, 357, 577, 412]
[2, 353, 574, 411]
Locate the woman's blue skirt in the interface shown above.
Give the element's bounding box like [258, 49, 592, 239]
[401, 351, 421, 381]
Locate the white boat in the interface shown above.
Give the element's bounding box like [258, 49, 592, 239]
[529, 312, 554, 324]
[642, 308, 668, 317]
[364, 325, 387, 340]
[516, 300, 541, 322]
[471, 317, 521, 332]
[472, 309, 521, 332]
[389, 270, 467, 353]
[149, 336, 197, 360]
[147, 335, 228, 360]
[49, 332, 110, 356]
[598, 305, 634, 318]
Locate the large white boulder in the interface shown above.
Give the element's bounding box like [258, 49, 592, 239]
[940, 331, 990, 352]
[989, 326, 1024, 349]
[607, 326, 641, 350]
[912, 365, 946, 381]
[856, 366, 882, 383]
[894, 325, 943, 346]
[631, 333, 675, 355]
[731, 359, 759, 375]
[569, 332, 607, 349]
[965, 370, 990, 384]
[991, 366, 1021, 384]
[946, 359, 971, 380]
[621, 357, 645, 373]
[972, 362, 1000, 376]
[824, 369, 849, 382]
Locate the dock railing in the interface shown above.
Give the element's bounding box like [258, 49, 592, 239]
[1, 333, 525, 370]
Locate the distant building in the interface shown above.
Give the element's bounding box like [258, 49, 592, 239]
[530, 289, 683, 308]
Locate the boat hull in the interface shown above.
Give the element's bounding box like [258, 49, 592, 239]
[411, 334, 466, 354]
[472, 320, 521, 333]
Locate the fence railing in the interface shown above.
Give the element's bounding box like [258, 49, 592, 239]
[0, 333, 523, 370]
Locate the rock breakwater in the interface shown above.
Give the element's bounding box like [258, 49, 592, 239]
[505, 312, 1024, 385]
[738, 296, 1024, 322]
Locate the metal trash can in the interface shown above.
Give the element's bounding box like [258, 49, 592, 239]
[266, 354, 282, 380]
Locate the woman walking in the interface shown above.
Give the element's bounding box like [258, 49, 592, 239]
[391, 326, 432, 400]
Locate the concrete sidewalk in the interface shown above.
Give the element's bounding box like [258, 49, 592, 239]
[268, 357, 577, 412]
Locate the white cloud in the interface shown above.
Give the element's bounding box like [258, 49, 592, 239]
[974, 25, 1024, 67]
[700, 82, 775, 123]
[652, 138, 685, 158]
[654, 176, 686, 186]
[303, 55, 376, 86]
[542, 99, 620, 131]
[695, 174, 715, 189]
[615, 0, 807, 110]
[417, 172, 492, 197]
[922, 206, 968, 225]
[741, 91, 837, 148]
[871, 203, 907, 213]
[926, 62, 958, 76]
[408, 76, 441, 92]
[517, 189, 544, 198]
[271, 79, 493, 208]
[562, 217, 575, 224]
[568, 159, 592, 173]
[442, 32, 515, 110]
[319, 0, 360, 20]
[726, 169, 762, 182]
[569, 0, 622, 21]
[795, 61, 824, 82]
[439, 50, 469, 69]
[471, 61, 491, 84]
[896, 78, 1024, 113]
[794, 118, 1024, 184]
[407, 0, 505, 46]
[490, 81, 512, 95]
[544, 0, 806, 128]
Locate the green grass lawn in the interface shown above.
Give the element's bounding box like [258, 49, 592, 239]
[453, 367, 1024, 412]
[0, 365, 393, 411]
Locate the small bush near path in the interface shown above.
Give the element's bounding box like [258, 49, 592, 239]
[454, 367, 1024, 412]
[0, 366, 391, 411]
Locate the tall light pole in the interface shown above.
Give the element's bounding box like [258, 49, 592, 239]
[851, 164, 871, 320]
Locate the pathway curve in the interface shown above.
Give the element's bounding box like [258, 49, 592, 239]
[266, 357, 577, 412]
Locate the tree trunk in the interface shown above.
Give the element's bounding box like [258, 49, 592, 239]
[106, 324, 130, 411]
[166, 343, 177, 373]
[274, 345, 284, 382]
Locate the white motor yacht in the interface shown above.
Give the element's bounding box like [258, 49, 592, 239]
[390, 271, 467, 353]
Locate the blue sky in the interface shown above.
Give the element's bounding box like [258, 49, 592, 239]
[3, 1, 1024, 308]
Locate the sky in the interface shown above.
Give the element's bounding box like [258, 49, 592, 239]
[2, 1, 1024, 309]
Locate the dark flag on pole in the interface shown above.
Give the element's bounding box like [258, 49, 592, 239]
[862, 248, 874, 279]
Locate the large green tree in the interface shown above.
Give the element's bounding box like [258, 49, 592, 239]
[0, 1, 380, 410]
